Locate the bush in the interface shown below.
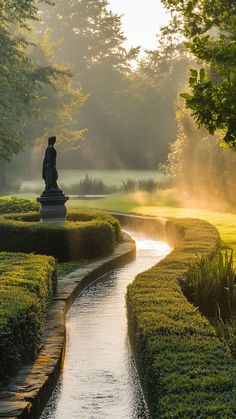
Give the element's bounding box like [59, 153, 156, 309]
[126, 218, 236, 417]
[0, 210, 121, 261]
[180, 251, 236, 321]
[122, 177, 171, 193]
[61, 174, 117, 195]
[0, 197, 39, 213]
[138, 178, 157, 193]
[122, 178, 137, 193]
[0, 252, 56, 379]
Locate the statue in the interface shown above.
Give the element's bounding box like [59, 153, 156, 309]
[37, 136, 69, 222]
[42, 136, 61, 192]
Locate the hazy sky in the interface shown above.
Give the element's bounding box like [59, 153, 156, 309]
[108, 0, 170, 50]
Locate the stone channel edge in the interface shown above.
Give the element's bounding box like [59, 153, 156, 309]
[0, 231, 136, 419]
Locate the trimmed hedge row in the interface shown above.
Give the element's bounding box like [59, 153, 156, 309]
[127, 218, 236, 417]
[4, 208, 122, 242]
[0, 252, 56, 379]
[0, 197, 39, 213]
[0, 210, 121, 261]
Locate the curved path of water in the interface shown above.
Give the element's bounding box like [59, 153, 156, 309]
[41, 231, 170, 419]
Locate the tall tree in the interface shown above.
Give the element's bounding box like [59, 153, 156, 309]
[162, 0, 236, 148]
[39, 0, 140, 169]
[0, 0, 54, 189]
[0, 1, 86, 190]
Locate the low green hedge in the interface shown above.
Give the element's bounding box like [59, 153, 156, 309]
[127, 218, 236, 417]
[0, 197, 39, 213]
[0, 252, 56, 379]
[0, 210, 120, 261]
[4, 209, 122, 242]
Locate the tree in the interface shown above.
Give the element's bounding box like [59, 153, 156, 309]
[162, 0, 236, 148]
[0, 0, 53, 189]
[0, 1, 86, 191]
[39, 0, 142, 169]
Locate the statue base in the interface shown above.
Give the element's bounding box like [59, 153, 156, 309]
[37, 190, 69, 222]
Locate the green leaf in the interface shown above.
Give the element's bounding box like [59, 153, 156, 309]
[200, 68, 205, 82]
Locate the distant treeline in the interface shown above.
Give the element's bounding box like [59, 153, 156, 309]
[3, 0, 190, 188]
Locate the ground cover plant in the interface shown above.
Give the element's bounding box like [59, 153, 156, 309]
[0, 209, 121, 261]
[0, 252, 56, 380]
[126, 217, 236, 417]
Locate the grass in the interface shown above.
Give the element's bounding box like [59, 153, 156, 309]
[56, 260, 88, 278]
[66, 192, 236, 264]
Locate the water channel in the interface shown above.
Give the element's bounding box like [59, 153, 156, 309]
[41, 231, 171, 419]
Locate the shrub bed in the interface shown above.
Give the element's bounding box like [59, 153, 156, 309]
[127, 218, 236, 417]
[0, 252, 56, 380]
[0, 197, 39, 213]
[0, 210, 121, 261]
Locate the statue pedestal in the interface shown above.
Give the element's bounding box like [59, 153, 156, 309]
[37, 191, 69, 222]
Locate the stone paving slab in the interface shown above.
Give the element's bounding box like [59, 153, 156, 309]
[0, 233, 135, 419]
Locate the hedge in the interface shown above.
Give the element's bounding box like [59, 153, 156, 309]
[127, 218, 236, 417]
[0, 197, 39, 213]
[0, 210, 120, 261]
[0, 252, 56, 379]
[4, 208, 122, 242]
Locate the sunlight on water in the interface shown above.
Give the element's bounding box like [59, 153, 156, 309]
[41, 232, 171, 419]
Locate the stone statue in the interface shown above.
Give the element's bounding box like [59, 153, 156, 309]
[37, 136, 68, 222]
[42, 136, 60, 192]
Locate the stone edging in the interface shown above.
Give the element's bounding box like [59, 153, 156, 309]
[0, 232, 136, 419]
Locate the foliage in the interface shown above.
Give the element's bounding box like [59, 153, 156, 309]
[162, 0, 236, 147]
[180, 251, 236, 321]
[215, 320, 236, 359]
[0, 251, 56, 379]
[126, 217, 236, 417]
[122, 177, 171, 193]
[0, 197, 39, 213]
[66, 209, 122, 242]
[122, 178, 137, 193]
[62, 174, 116, 195]
[24, 30, 87, 153]
[0, 1, 86, 194]
[36, 1, 189, 170]
[0, 210, 121, 261]
[0, 0, 63, 164]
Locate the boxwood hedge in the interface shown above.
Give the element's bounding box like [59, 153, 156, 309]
[127, 218, 236, 417]
[0, 197, 39, 213]
[0, 210, 121, 261]
[0, 252, 56, 380]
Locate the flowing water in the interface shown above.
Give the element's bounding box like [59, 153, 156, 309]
[41, 232, 170, 419]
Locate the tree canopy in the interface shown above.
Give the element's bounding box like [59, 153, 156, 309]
[162, 0, 236, 148]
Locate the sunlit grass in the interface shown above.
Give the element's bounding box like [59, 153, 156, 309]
[68, 192, 236, 264]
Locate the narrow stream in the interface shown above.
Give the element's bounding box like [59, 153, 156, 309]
[41, 231, 170, 419]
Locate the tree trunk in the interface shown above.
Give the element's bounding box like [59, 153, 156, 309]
[0, 161, 7, 194]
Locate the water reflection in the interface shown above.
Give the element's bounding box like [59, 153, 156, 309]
[41, 232, 171, 419]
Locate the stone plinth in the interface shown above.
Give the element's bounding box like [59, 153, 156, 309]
[37, 191, 69, 222]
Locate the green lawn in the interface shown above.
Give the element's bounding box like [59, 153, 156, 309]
[68, 192, 236, 263]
